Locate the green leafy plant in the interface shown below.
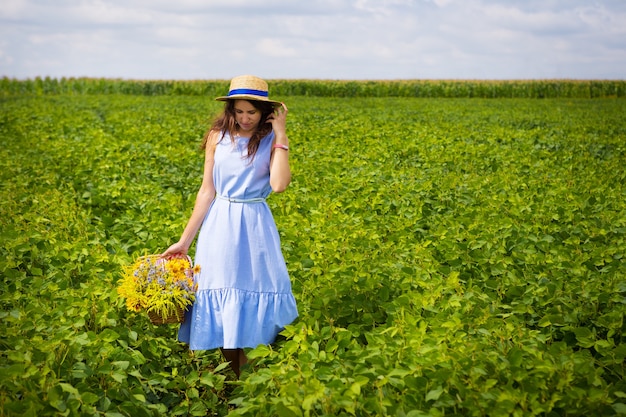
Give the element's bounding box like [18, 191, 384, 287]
[1, 89, 625, 416]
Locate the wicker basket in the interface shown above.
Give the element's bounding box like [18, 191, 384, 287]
[139, 254, 193, 325]
[147, 305, 187, 325]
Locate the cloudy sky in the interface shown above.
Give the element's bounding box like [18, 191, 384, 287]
[1, 0, 625, 80]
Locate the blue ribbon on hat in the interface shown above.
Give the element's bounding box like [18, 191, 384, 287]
[228, 88, 269, 97]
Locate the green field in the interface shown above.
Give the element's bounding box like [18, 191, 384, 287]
[1, 85, 626, 416]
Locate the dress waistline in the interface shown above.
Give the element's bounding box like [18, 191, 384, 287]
[215, 194, 266, 204]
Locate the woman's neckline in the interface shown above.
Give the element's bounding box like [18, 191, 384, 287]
[233, 131, 250, 139]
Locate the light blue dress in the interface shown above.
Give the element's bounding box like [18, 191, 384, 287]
[178, 131, 298, 350]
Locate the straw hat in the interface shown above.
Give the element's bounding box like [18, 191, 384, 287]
[216, 75, 281, 106]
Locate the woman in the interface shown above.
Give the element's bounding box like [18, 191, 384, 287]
[162, 75, 298, 377]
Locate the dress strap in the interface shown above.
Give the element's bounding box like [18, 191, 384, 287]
[215, 194, 266, 204]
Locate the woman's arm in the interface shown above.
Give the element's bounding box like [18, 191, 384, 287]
[269, 103, 291, 193]
[162, 131, 218, 257]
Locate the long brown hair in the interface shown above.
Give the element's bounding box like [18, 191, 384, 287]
[202, 99, 275, 161]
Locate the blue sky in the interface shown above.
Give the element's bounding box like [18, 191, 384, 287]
[1, 0, 625, 80]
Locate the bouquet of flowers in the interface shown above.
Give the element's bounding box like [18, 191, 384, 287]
[116, 255, 199, 325]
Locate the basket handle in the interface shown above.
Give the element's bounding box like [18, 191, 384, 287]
[137, 254, 193, 266]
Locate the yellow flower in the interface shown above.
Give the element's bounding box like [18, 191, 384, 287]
[116, 255, 199, 318]
[193, 264, 201, 274]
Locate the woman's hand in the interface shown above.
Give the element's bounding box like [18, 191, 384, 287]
[161, 241, 188, 259]
[267, 102, 288, 137]
[268, 102, 291, 192]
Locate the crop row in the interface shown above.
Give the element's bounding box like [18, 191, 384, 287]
[1, 77, 625, 98]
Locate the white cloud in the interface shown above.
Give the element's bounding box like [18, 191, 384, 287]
[432, 0, 454, 7]
[0, 0, 624, 79]
[257, 38, 299, 58]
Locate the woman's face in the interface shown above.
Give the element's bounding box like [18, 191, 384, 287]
[234, 100, 263, 135]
